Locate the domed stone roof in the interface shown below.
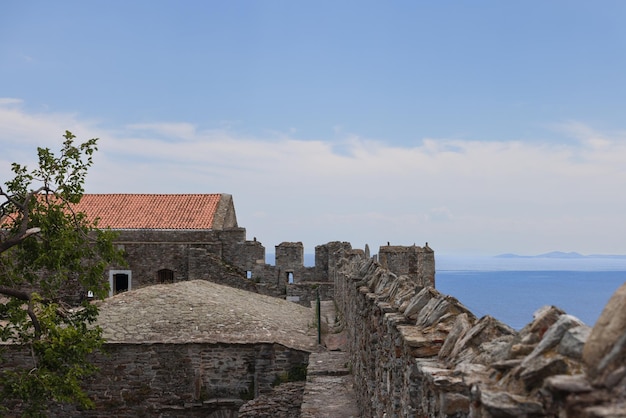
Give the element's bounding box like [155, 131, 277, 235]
[95, 280, 317, 351]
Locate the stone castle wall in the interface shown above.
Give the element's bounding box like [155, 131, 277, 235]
[4, 342, 308, 417]
[109, 230, 336, 304]
[333, 245, 626, 417]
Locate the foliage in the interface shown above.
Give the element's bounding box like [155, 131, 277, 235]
[271, 364, 308, 387]
[0, 131, 125, 416]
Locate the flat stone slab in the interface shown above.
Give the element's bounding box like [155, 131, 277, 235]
[95, 280, 317, 351]
[307, 351, 352, 376]
[301, 351, 359, 417]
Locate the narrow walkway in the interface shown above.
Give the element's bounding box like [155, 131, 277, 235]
[300, 301, 359, 417]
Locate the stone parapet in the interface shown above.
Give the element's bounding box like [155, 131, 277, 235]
[334, 248, 626, 417]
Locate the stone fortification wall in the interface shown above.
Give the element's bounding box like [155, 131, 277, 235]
[106, 231, 343, 304]
[4, 342, 308, 417]
[188, 249, 257, 292]
[378, 244, 435, 287]
[286, 282, 334, 306]
[314, 241, 353, 282]
[245, 242, 348, 306]
[334, 246, 626, 417]
[228, 239, 265, 272]
[111, 228, 258, 293]
[275, 242, 304, 272]
[218, 228, 260, 268]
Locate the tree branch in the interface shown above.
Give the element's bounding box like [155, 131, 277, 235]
[0, 286, 42, 339]
[0, 186, 48, 253]
[0, 227, 41, 253]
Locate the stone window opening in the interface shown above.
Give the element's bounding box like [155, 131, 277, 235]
[287, 271, 294, 284]
[246, 271, 252, 279]
[158, 268, 175, 284]
[109, 270, 132, 297]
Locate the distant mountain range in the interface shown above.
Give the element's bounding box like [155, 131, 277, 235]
[495, 251, 626, 259]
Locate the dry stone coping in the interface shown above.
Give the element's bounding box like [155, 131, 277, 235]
[94, 280, 317, 352]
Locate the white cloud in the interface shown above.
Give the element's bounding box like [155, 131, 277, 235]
[0, 98, 23, 106]
[2, 100, 626, 256]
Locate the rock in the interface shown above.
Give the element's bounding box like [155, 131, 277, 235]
[478, 389, 545, 417]
[521, 314, 584, 368]
[415, 294, 473, 329]
[519, 355, 569, 390]
[447, 315, 515, 365]
[558, 325, 591, 360]
[595, 332, 626, 386]
[416, 296, 452, 327]
[403, 287, 439, 320]
[583, 282, 626, 379]
[543, 374, 592, 393]
[238, 381, 305, 418]
[603, 365, 626, 388]
[583, 404, 626, 418]
[519, 305, 566, 344]
[492, 359, 523, 371]
[440, 392, 470, 415]
[510, 343, 536, 357]
[438, 313, 473, 362]
[473, 337, 516, 366]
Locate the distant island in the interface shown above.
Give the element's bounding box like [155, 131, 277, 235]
[495, 251, 626, 259]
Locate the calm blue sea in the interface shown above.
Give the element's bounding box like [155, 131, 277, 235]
[436, 256, 626, 330]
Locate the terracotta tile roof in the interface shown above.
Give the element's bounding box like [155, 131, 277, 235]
[74, 194, 223, 229]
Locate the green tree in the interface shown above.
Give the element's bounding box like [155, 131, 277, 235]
[0, 131, 125, 416]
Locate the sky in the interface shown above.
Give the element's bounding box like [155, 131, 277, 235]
[2, 1, 626, 256]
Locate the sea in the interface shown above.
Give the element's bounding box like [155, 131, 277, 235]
[436, 256, 626, 330]
[294, 253, 626, 330]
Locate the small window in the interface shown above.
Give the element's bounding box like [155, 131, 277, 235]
[158, 269, 175, 284]
[114, 274, 129, 293]
[287, 272, 294, 284]
[109, 270, 132, 297]
[246, 271, 252, 279]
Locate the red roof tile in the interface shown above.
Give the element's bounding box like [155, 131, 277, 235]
[74, 194, 223, 229]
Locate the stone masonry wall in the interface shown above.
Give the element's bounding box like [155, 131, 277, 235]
[378, 244, 435, 288]
[3, 342, 308, 417]
[286, 282, 334, 307]
[334, 246, 624, 417]
[106, 232, 343, 304]
[111, 228, 258, 294]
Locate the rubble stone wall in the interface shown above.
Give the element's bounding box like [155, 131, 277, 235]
[334, 247, 626, 417]
[3, 342, 308, 417]
[286, 282, 334, 307]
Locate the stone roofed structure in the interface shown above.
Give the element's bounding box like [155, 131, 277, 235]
[95, 280, 317, 351]
[3, 280, 317, 416]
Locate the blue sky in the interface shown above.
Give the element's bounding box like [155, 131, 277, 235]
[2, 1, 626, 256]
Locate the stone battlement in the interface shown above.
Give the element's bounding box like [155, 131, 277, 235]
[333, 245, 626, 417]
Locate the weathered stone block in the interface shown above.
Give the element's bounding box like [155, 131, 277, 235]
[583, 282, 626, 379]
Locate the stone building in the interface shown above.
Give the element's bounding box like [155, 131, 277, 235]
[74, 193, 264, 296]
[73, 194, 336, 304]
[4, 280, 316, 416]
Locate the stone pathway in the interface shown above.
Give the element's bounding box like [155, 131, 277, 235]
[301, 351, 359, 418]
[301, 301, 359, 417]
